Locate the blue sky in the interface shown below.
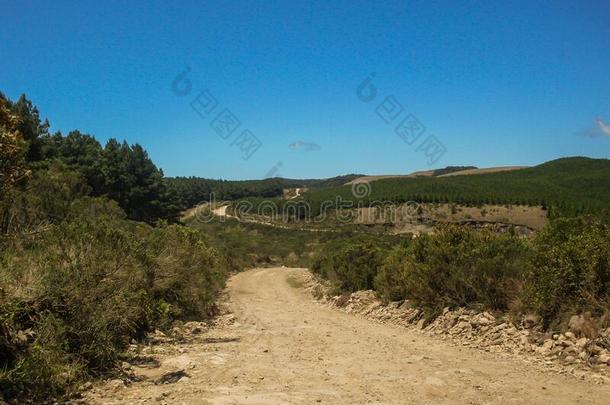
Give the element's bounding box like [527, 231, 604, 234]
[1, 0, 609, 179]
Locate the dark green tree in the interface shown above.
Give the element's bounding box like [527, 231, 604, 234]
[11, 94, 49, 161]
[101, 139, 174, 222]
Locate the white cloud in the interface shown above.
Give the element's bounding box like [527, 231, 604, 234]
[579, 117, 610, 138]
[288, 140, 321, 151]
[596, 118, 610, 136]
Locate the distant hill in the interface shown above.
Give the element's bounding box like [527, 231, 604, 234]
[437, 166, 528, 177]
[433, 166, 478, 176]
[302, 157, 610, 221]
[345, 165, 525, 184]
[167, 174, 363, 210]
[296, 174, 365, 188]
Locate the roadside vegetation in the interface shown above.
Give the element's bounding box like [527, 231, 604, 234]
[312, 217, 610, 329]
[0, 93, 226, 402]
[188, 216, 402, 272]
[311, 236, 399, 293]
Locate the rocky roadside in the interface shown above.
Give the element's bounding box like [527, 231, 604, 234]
[77, 320, 212, 404]
[77, 297, 238, 405]
[0, 321, 222, 405]
[303, 274, 610, 385]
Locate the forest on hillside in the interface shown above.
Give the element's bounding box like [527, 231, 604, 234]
[297, 158, 610, 222]
[165, 174, 361, 211]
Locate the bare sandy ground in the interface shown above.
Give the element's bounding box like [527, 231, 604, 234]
[90, 268, 610, 404]
[437, 166, 528, 177]
[212, 205, 230, 217]
[346, 166, 528, 184]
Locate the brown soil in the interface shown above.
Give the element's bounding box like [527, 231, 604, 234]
[352, 203, 547, 235]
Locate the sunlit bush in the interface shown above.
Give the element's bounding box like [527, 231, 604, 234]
[0, 216, 226, 400]
[375, 226, 530, 317]
[312, 239, 385, 293]
[522, 217, 610, 324]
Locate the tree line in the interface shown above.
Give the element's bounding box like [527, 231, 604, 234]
[165, 174, 364, 212]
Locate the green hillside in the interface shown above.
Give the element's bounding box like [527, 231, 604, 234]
[300, 157, 610, 221]
[166, 174, 363, 211]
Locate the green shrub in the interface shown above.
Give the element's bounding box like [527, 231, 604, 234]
[139, 223, 226, 322]
[375, 226, 530, 316]
[374, 244, 411, 302]
[522, 217, 610, 324]
[190, 216, 384, 272]
[312, 239, 384, 293]
[0, 217, 226, 401]
[1, 163, 90, 236]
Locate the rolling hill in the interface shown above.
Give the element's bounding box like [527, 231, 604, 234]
[345, 165, 524, 184]
[166, 174, 364, 211]
[300, 157, 610, 221]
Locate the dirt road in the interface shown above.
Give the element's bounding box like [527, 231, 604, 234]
[91, 268, 610, 404]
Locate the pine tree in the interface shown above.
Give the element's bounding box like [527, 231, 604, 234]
[11, 94, 49, 161]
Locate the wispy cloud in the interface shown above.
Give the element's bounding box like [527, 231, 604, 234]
[597, 117, 610, 136]
[578, 117, 610, 138]
[288, 140, 321, 152]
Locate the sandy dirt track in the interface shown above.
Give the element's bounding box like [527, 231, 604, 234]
[92, 267, 610, 404]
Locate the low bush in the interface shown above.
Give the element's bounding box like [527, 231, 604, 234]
[522, 217, 610, 325]
[0, 216, 226, 401]
[190, 216, 402, 272]
[373, 244, 411, 302]
[320, 218, 609, 327]
[312, 238, 387, 293]
[375, 226, 530, 317]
